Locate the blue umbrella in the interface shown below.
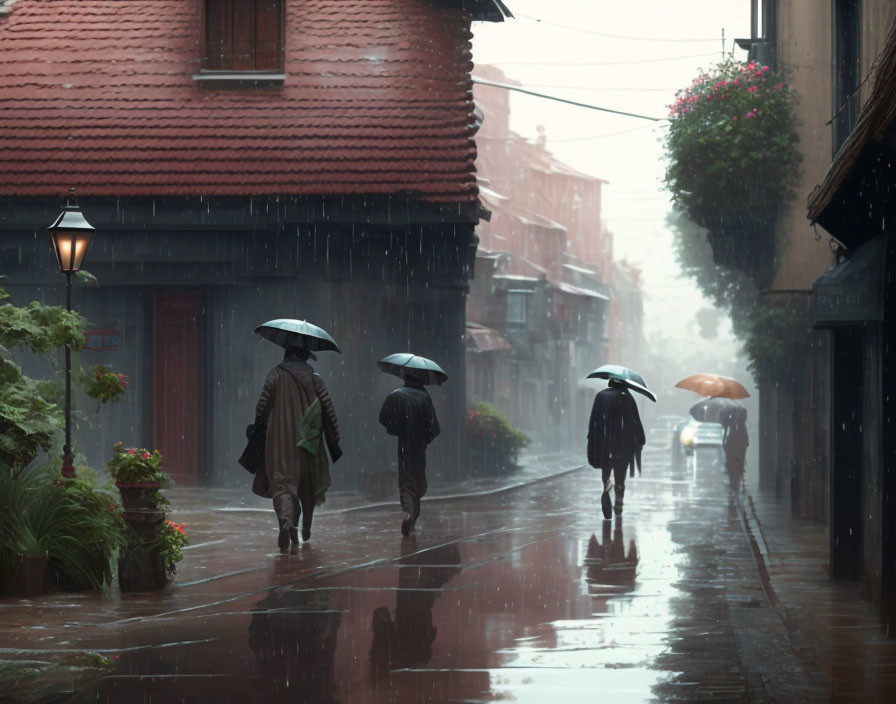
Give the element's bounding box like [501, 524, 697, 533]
[254, 319, 341, 353]
[586, 364, 656, 402]
[378, 353, 447, 386]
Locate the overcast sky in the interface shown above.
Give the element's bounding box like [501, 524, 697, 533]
[472, 0, 752, 370]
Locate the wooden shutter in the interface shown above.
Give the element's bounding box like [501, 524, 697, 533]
[255, 0, 282, 70]
[205, 0, 281, 71]
[205, 0, 233, 70]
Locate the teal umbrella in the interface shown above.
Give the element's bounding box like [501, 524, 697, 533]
[378, 353, 447, 386]
[254, 319, 341, 353]
[586, 364, 657, 402]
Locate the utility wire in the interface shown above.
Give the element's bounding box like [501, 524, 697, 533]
[489, 51, 720, 67]
[478, 125, 655, 142]
[472, 76, 664, 121]
[515, 13, 720, 42]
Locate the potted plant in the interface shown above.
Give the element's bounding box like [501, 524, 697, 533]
[1, 467, 126, 595]
[107, 442, 168, 513]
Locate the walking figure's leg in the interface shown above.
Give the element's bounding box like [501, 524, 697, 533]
[613, 464, 627, 516]
[601, 468, 614, 520]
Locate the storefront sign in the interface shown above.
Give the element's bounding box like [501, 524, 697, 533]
[84, 328, 120, 351]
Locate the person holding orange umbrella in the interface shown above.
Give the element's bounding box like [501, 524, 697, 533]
[676, 374, 750, 490]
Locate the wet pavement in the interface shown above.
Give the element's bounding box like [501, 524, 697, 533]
[1, 445, 895, 702]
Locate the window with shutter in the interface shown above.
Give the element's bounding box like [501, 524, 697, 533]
[204, 0, 283, 72]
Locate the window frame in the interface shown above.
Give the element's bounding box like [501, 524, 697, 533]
[195, 0, 286, 87]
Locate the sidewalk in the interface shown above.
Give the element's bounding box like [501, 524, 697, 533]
[165, 449, 586, 518]
[740, 485, 896, 702]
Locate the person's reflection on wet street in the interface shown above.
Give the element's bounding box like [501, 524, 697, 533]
[584, 520, 639, 595]
[248, 579, 342, 703]
[370, 540, 462, 678]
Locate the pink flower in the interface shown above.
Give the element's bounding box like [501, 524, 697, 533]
[747, 85, 758, 93]
[127, 449, 136, 455]
[733, 79, 740, 86]
[775, 82, 784, 90]
[141, 452, 151, 459]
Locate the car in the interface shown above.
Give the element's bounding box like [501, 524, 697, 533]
[679, 420, 724, 456]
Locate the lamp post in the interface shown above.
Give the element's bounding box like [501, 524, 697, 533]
[47, 192, 94, 478]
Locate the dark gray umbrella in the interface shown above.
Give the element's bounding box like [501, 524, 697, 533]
[378, 353, 447, 386]
[689, 397, 740, 423]
[254, 319, 341, 353]
[586, 364, 656, 402]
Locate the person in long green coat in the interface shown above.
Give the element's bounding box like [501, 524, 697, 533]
[252, 346, 341, 552]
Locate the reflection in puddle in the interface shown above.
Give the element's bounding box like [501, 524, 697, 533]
[370, 540, 462, 675]
[248, 587, 342, 702]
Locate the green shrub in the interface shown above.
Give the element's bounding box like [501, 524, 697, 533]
[467, 402, 530, 476]
[0, 467, 127, 593]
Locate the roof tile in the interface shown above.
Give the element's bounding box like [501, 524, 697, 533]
[0, 0, 479, 203]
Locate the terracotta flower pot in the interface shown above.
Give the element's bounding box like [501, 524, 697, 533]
[116, 481, 161, 512]
[13, 554, 47, 597]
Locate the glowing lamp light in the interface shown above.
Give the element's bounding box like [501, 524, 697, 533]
[48, 205, 94, 273]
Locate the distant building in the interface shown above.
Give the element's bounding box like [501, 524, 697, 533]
[467, 66, 642, 447]
[0, 0, 513, 486]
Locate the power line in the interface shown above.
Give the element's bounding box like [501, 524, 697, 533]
[472, 76, 664, 121]
[479, 125, 655, 142]
[515, 13, 721, 42]
[489, 52, 719, 67]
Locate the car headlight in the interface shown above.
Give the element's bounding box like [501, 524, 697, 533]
[680, 426, 695, 448]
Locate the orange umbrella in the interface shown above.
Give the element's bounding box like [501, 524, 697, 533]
[675, 373, 750, 399]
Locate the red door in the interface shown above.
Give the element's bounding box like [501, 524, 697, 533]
[153, 291, 202, 485]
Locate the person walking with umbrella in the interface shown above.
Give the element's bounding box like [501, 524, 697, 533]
[377, 353, 444, 536]
[250, 319, 342, 553]
[676, 374, 750, 492]
[585, 365, 653, 520]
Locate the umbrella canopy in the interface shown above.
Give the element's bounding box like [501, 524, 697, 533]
[675, 373, 749, 399]
[378, 353, 447, 386]
[689, 397, 741, 423]
[586, 364, 657, 402]
[254, 319, 341, 353]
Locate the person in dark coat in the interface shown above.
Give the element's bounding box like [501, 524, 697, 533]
[721, 404, 749, 492]
[587, 378, 645, 519]
[378, 371, 440, 536]
[252, 346, 341, 552]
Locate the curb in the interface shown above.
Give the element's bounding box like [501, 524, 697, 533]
[335, 462, 588, 514]
[211, 463, 588, 516]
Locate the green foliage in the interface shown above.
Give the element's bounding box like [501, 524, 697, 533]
[664, 60, 800, 281]
[0, 359, 64, 474]
[79, 364, 128, 404]
[742, 298, 811, 386]
[0, 285, 128, 474]
[107, 442, 168, 486]
[668, 208, 758, 339]
[467, 402, 530, 475]
[151, 520, 188, 577]
[0, 287, 86, 354]
[0, 466, 127, 593]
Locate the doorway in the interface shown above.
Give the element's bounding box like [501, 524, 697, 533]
[153, 290, 203, 485]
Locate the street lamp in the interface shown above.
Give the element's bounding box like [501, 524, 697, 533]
[47, 192, 94, 478]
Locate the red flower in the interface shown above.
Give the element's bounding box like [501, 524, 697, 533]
[141, 452, 151, 459]
[127, 448, 136, 455]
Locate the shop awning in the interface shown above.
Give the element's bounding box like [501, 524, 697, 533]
[466, 324, 512, 353]
[812, 234, 886, 326]
[551, 281, 610, 300]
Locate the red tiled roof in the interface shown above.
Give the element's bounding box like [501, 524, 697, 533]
[0, 0, 480, 203]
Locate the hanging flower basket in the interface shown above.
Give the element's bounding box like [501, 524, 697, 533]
[664, 60, 800, 284]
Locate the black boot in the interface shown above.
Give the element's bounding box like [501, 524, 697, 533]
[277, 520, 290, 553]
[614, 484, 625, 516]
[601, 479, 613, 520]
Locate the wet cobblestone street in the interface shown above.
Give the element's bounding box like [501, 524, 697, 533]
[2, 448, 895, 702]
